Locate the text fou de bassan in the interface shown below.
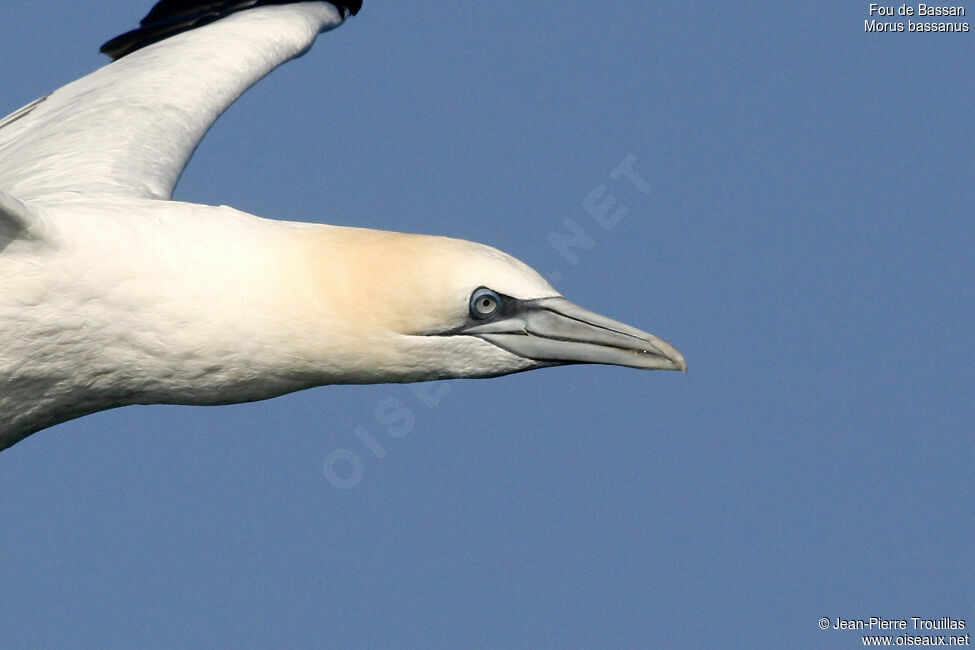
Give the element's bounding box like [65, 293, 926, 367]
[866, 3, 969, 31]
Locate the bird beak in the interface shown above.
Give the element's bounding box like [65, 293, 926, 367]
[463, 297, 686, 371]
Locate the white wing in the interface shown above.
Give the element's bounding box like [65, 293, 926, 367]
[0, 2, 351, 202]
[0, 187, 38, 238]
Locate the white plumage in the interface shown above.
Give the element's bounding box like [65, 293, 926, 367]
[0, 1, 684, 451]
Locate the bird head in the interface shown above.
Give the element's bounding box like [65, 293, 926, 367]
[298, 227, 685, 383]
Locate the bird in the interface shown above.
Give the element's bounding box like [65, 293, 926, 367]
[0, 0, 685, 452]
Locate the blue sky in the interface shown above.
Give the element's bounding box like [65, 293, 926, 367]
[1, 1, 973, 648]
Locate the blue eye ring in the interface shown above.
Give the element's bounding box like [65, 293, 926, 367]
[470, 287, 501, 319]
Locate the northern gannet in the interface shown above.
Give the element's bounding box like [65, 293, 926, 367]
[0, 0, 685, 452]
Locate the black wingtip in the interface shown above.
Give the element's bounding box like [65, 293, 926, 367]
[100, 0, 363, 60]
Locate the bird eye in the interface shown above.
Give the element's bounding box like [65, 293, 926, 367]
[470, 288, 501, 319]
